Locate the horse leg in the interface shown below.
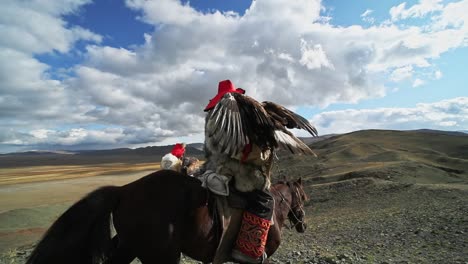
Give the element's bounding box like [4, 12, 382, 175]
[103, 236, 136, 264]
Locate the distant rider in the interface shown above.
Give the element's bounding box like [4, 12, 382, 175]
[161, 143, 186, 172]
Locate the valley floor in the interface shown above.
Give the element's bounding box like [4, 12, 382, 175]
[0, 165, 157, 259]
[2, 177, 467, 264]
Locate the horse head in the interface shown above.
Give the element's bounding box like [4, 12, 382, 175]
[285, 178, 308, 233]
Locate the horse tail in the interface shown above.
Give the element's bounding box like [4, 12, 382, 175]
[26, 186, 120, 264]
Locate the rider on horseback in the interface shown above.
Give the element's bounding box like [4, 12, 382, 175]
[202, 80, 274, 263]
[161, 143, 186, 172]
[201, 80, 317, 263]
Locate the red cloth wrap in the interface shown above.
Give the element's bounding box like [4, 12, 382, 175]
[241, 143, 252, 163]
[234, 211, 271, 259]
[170, 143, 185, 159]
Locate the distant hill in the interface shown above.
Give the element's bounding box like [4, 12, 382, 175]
[0, 145, 204, 168]
[2, 129, 468, 179]
[186, 143, 204, 151]
[299, 134, 337, 145]
[275, 129, 468, 186]
[411, 129, 468, 137]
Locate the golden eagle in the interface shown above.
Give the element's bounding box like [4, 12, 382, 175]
[204, 80, 318, 158]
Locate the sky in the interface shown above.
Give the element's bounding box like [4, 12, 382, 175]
[0, 0, 467, 153]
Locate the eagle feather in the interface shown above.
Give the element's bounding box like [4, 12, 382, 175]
[206, 92, 318, 157]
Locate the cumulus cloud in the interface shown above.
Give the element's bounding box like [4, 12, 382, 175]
[0, 0, 101, 54]
[89, 0, 466, 107]
[432, 0, 468, 31]
[0, 0, 102, 145]
[1, 0, 468, 152]
[390, 0, 443, 21]
[390, 65, 414, 81]
[2, 128, 124, 151]
[299, 40, 335, 70]
[311, 97, 468, 135]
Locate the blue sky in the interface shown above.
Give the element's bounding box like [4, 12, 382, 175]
[0, 0, 467, 153]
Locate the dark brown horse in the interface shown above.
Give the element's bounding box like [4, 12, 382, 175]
[26, 170, 308, 264]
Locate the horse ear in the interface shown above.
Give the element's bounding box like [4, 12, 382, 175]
[297, 177, 302, 185]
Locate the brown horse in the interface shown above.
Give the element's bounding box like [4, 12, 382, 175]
[26, 170, 308, 264]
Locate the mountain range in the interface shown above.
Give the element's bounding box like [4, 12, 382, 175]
[0, 129, 466, 171]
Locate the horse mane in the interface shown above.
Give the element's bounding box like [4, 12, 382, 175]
[272, 179, 309, 203]
[292, 180, 309, 202]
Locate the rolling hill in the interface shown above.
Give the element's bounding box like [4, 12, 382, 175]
[268, 129, 468, 263]
[275, 129, 468, 186]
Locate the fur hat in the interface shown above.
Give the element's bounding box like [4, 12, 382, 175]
[161, 153, 182, 171]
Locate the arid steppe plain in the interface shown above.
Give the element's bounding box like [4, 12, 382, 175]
[1, 129, 467, 264]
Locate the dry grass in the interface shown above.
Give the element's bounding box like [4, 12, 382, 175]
[0, 163, 160, 186]
[0, 163, 163, 254]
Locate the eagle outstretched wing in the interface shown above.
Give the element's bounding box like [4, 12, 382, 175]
[262, 101, 318, 136]
[262, 101, 318, 156]
[206, 93, 317, 157]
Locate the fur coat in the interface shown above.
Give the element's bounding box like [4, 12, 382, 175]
[203, 115, 273, 192]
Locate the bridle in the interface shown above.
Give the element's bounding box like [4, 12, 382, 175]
[274, 182, 307, 230]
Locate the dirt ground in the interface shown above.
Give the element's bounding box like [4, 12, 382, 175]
[3, 175, 467, 264]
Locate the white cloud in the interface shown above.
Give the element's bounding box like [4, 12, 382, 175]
[311, 97, 468, 135]
[278, 52, 295, 62]
[0, 48, 75, 120]
[1, 0, 468, 151]
[432, 0, 468, 32]
[413, 78, 425, 87]
[126, 0, 204, 26]
[30, 129, 54, 139]
[299, 40, 335, 70]
[0, 0, 102, 129]
[390, 65, 414, 81]
[390, 0, 443, 21]
[439, 121, 457, 126]
[23, 128, 124, 147]
[0, 0, 101, 54]
[361, 9, 373, 17]
[84, 46, 140, 76]
[361, 9, 375, 24]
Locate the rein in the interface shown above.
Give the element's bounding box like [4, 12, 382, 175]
[273, 183, 306, 230]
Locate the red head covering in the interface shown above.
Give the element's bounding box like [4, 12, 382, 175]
[204, 80, 245, 111]
[171, 143, 185, 159]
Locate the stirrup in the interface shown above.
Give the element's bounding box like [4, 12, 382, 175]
[232, 249, 267, 264]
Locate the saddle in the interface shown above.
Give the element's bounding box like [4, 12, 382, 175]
[200, 178, 273, 264]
